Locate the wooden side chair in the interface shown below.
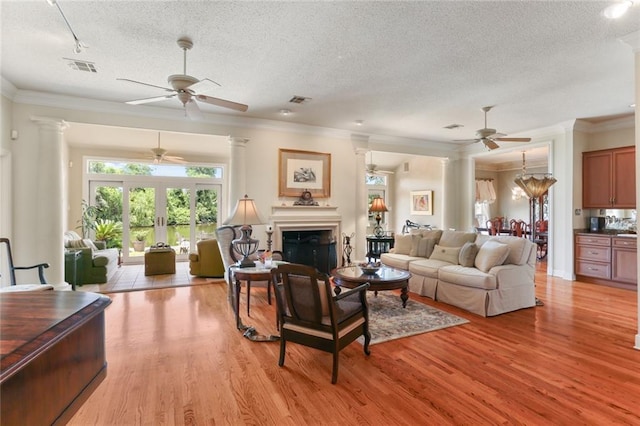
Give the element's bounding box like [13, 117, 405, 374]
[486, 217, 505, 236]
[271, 263, 371, 384]
[509, 220, 530, 238]
[0, 237, 54, 292]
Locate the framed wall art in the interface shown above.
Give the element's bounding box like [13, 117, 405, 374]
[278, 149, 331, 198]
[410, 190, 433, 215]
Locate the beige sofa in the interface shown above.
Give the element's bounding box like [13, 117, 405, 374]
[380, 229, 536, 317]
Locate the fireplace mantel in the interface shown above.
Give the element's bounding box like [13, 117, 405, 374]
[269, 205, 342, 258]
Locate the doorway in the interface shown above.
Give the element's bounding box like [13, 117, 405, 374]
[88, 169, 223, 264]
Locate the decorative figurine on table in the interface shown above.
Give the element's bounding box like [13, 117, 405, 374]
[293, 189, 319, 206]
[342, 232, 355, 266]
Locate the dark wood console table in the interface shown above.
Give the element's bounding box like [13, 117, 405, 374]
[1, 291, 111, 425]
[366, 236, 395, 262]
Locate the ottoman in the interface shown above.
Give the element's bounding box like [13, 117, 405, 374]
[144, 248, 176, 276]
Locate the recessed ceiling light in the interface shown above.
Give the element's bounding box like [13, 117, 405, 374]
[355, 120, 364, 126]
[279, 109, 291, 115]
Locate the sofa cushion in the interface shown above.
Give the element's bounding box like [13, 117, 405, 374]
[66, 239, 86, 249]
[458, 241, 479, 267]
[394, 234, 413, 255]
[474, 240, 509, 273]
[408, 258, 451, 278]
[429, 245, 460, 264]
[380, 253, 423, 270]
[439, 230, 477, 247]
[490, 236, 531, 265]
[409, 235, 438, 257]
[439, 265, 497, 290]
[82, 238, 99, 251]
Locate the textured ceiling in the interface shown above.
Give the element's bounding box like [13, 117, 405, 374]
[1, 1, 638, 167]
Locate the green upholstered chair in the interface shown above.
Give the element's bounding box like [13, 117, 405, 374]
[189, 238, 225, 278]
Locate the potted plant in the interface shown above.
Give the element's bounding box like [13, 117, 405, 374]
[94, 219, 123, 247]
[132, 230, 148, 252]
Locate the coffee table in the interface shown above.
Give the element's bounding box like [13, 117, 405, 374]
[332, 265, 411, 308]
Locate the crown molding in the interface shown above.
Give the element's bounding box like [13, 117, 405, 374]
[0, 76, 17, 99]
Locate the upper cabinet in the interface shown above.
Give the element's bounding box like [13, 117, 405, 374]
[583, 146, 636, 209]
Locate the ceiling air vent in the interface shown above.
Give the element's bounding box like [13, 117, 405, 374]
[289, 95, 311, 104]
[64, 58, 97, 73]
[444, 124, 464, 130]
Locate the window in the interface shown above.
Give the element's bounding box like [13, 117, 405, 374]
[88, 160, 223, 178]
[366, 173, 388, 224]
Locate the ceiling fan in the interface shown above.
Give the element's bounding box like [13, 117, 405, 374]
[146, 133, 186, 164]
[455, 106, 531, 150]
[117, 37, 248, 120]
[366, 151, 394, 175]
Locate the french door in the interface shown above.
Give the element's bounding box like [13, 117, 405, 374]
[89, 180, 221, 264]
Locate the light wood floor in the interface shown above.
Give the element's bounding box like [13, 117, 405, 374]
[69, 262, 640, 425]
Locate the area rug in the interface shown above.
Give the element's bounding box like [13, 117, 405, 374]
[358, 293, 469, 345]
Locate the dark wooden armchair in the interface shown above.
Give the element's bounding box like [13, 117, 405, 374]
[0, 237, 53, 291]
[271, 263, 371, 384]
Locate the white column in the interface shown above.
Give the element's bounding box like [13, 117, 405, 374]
[227, 137, 249, 217]
[440, 158, 451, 229]
[620, 30, 640, 350]
[354, 147, 368, 260]
[30, 117, 68, 288]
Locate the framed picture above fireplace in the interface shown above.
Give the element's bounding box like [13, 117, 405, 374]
[410, 190, 433, 215]
[279, 149, 331, 198]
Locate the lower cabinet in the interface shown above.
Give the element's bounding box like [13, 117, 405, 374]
[612, 237, 637, 286]
[575, 234, 637, 290]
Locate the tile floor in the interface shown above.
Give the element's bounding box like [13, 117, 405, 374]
[76, 261, 224, 293]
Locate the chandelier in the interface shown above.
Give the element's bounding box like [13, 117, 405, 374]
[513, 152, 557, 198]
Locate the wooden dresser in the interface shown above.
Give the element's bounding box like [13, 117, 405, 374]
[1, 291, 111, 425]
[575, 233, 637, 290]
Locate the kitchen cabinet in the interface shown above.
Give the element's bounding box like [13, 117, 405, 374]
[582, 146, 635, 208]
[611, 237, 637, 286]
[575, 233, 637, 290]
[575, 234, 611, 280]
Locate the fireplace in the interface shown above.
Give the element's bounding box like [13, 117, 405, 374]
[282, 230, 337, 274]
[269, 205, 342, 273]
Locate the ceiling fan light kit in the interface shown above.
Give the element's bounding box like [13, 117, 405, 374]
[118, 37, 248, 119]
[603, 0, 633, 19]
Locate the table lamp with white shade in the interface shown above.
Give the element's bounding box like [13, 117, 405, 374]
[224, 194, 264, 268]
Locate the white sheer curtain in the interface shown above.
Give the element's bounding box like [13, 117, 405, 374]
[474, 179, 496, 227]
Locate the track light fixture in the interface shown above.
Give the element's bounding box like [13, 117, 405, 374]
[47, 0, 87, 54]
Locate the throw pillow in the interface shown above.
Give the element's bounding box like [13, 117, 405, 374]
[474, 240, 510, 273]
[83, 238, 99, 251]
[409, 234, 422, 256]
[67, 239, 86, 249]
[429, 244, 461, 264]
[394, 234, 413, 255]
[417, 237, 437, 258]
[458, 241, 479, 267]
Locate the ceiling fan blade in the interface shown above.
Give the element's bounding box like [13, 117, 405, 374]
[483, 139, 500, 150]
[185, 98, 204, 120]
[196, 94, 248, 112]
[494, 137, 532, 142]
[126, 94, 177, 105]
[188, 78, 221, 95]
[117, 78, 174, 92]
[165, 155, 188, 164]
[453, 138, 481, 143]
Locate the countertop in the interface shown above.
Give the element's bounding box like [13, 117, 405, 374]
[575, 229, 637, 237]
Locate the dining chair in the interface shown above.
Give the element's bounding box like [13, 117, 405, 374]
[509, 219, 530, 238]
[0, 238, 54, 291]
[486, 217, 505, 236]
